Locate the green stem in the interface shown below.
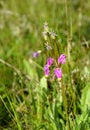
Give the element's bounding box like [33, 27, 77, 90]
[60, 79, 71, 130]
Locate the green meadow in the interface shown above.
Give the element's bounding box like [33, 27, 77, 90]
[0, 0, 90, 129]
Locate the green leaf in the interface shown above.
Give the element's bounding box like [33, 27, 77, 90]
[23, 59, 37, 79]
[40, 76, 47, 90]
[81, 82, 90, 111]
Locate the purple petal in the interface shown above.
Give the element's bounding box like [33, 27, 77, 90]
[33, 50, 41, 58]
[33, 52, 39, 58]
[54, 68, 62, 79]
[44, 65, 50, 76]
[47, 57, 54, 66]
[58, 54, 66, 64]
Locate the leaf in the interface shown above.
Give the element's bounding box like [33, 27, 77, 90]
[23, 59, 37, 79]
[40, 76, 47, 90]
[81, 82, 90, 111]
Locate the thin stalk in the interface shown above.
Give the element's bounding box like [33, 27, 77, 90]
[6, 94, 22, 130]
[59, 79, 70, 130]
[0, 95, 16, 122]
[0, 58, 31, 81]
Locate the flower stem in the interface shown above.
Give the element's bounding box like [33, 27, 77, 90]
[59, 79, 71, 130]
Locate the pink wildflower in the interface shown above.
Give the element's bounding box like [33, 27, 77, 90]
[47, 57, 54, 67]
[44, 65, 50, 77]
[33, 52, 39, 58]
[33, 50, 41, 58]
[54, 68, 62, 79]
[58, 54, 66, 64]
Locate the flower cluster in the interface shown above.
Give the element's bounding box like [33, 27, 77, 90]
[33, 22, 66, 80]
[42, 22, 57, 51]
[44, 54, 66, 80]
